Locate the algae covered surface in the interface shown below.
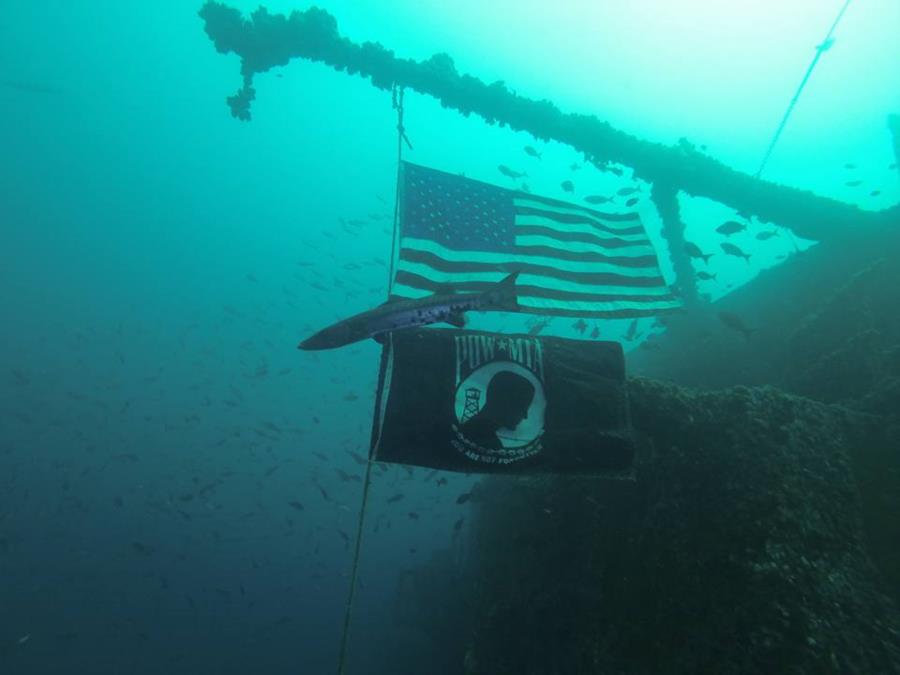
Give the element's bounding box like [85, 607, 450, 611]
[461, 381, 900, 674]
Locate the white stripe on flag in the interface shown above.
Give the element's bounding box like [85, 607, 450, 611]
[513, 197, 639, 230]
[517, 295, 682, 313]
[395, 259, 676, 298]
[400, 237, 662, 278]
[514, 233, 655, 258]
[513, 214, 648, 243]
[391, 281, 681, 314]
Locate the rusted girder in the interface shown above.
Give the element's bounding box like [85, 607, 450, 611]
[199, 2, 897, 243]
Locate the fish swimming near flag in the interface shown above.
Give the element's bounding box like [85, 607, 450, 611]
[298, 272, 519, 350]
[392, 162, 680, 319]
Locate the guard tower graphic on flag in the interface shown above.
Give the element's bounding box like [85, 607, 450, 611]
[462, 388, 482, 424]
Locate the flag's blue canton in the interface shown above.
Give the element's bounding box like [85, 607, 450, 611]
[403, 164, 515, 253]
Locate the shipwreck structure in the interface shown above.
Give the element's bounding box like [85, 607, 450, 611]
[199, 3, 900, 672]
[197, 3, 899, 383]
[198, 2, 897, 304]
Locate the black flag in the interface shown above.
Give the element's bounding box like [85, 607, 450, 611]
[370, 329, 634, 475]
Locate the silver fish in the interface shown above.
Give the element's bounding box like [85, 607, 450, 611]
[498, 165, 527, 179]
[716, 220, 746, 236]
[755, 231, 779, 241]
[684, 242, 712, 264]
[298, 273, 519, 350]
[0, 79, 63, 95]
[718, 311, 754, 340]
[720, 242, 751, 262]
[584, 195, 612, 204]
[624, 318, 640, 341]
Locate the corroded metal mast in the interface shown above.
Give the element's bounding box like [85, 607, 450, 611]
[198, 1, 899, 327]
[197, 2, 896, 245]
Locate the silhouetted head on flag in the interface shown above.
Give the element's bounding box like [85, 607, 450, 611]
[459, 370, 535, 450]
[371, 329, 635, 474]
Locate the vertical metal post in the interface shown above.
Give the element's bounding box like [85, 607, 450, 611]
[651, 182, 698, 306]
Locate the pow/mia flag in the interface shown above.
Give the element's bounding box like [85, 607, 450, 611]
[370, 329, 635, 475]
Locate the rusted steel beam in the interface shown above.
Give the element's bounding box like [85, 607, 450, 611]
[199, 2, 897, 243]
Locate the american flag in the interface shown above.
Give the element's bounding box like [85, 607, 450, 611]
[391, 162, 680, 318]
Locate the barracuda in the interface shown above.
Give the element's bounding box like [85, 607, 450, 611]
[298, 273, 519, 351]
